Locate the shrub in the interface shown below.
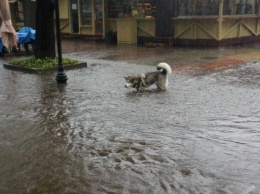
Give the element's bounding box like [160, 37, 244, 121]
[10, 57, 78, 69]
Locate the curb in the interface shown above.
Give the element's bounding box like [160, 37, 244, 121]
[3, 62, 87, 74]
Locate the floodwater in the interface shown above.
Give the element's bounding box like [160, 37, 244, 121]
[0, 40, 260, 194]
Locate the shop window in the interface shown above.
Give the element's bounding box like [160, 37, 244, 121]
[231, 0, 256, 15]
[15, 1, 24, 22]
[177, 0, 257, 16]
[178, 0, 218, 16]
[108, 0, 156, 18]
[80, 0, 92, 25]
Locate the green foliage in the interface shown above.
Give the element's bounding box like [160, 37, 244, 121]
[10, 57, 78, 69]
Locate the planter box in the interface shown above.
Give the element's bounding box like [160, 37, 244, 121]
[3, 62, 87, 73]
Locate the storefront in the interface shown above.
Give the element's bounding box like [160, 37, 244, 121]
[58, 0, 105, 39]
[8, 0, 25, 30]
[7, 0, 105, 39]
[61, 0, 162, 44]
[107, 0, 157, 44]
[107, 0, 175, 44]
[173, 0, 260, 46]
[7, 0, 260, 46]
[8, 0, 172, 45]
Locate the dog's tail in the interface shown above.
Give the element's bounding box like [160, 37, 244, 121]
[157, 62, 172, 74]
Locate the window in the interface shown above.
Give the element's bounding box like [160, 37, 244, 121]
[15, 1, 24, 22]
[108, 0, 156, 18]
[227, 0, 256, 15]
[178, 0, 218, 16]
[177, 0, 257, 16]
[80, 0, 92, 25]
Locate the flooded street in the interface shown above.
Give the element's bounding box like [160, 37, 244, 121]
[0, 40, 260, 194]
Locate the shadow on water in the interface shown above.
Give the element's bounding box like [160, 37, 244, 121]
[125, 88, 164, 97]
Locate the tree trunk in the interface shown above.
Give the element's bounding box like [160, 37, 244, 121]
[35, 0, 56, 59]
[23, 0, 36, 29]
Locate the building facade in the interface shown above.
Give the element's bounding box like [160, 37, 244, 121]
[8, 0, 260, 46]
[8, 0, 36, 30]
[173, 0, 260, 46]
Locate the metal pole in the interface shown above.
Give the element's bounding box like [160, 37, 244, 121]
[55, 0, 68, 83]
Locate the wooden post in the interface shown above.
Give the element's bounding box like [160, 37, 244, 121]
[218, 0, 224, 41]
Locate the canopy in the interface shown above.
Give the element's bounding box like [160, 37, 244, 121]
[0, 0, 18, 49]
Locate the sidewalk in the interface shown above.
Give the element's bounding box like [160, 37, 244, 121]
[2, 39, 260, 72]
[60, 39, 260, 72]
[173, 50, 260, 72]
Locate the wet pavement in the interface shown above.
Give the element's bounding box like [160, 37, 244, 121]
[0, 40, 260, 194]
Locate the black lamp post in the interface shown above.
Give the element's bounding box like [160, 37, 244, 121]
[54, 0, 68, 83]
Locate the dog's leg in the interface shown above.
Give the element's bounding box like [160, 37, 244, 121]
[156, 82, 167, 91]
[156, 84, 164, 90]
[157, 77, 168, 91]
[140, 77, 146, 87]
[136, 77, 144, 91]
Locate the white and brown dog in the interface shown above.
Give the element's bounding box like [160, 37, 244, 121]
[124, 62, 172, 92]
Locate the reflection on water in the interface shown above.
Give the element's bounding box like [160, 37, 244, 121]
[0, 53, 260, 193]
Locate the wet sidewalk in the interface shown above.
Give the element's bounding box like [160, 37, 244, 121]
[60, 39, 260, 71]
[2, 39, 260, 71]
[1, 40, 260, 194]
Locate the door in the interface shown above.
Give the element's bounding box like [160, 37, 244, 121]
[70, 0, 79, 33]
[94, 0, 103, 35]
[156, 0, 174, 37]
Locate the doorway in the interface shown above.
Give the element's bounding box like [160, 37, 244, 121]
[70, 0, 79, 33]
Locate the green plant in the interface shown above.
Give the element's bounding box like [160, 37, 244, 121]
[10, 57, 78, 69]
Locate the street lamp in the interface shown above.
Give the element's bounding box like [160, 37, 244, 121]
[54, 0, 68, 83]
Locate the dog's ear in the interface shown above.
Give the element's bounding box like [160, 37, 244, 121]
[123, 76, 127, 80]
